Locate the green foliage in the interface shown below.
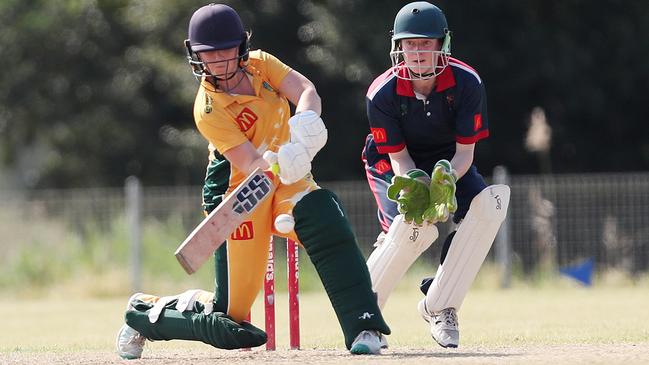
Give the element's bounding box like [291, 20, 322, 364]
[0, 0, 206, 188]
[2, 0, 649, 188]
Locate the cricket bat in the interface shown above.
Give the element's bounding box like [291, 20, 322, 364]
[175, 168, 275, 274]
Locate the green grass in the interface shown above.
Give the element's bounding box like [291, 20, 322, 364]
[2, 281, 648, 353]
[2, 208, 649, 355]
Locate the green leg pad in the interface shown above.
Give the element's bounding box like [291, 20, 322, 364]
[125, 301, 266, 350]
[293, 189, 391, 349]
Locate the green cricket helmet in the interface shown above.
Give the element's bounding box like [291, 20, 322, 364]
[390, 1, 452, 80]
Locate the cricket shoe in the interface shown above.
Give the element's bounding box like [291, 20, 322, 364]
[350, 330, 383, 355]
[380, 333, 389, 349]
[419, 276, 435, 295]
[417, 299, 459, 348]
[116, 293, 147, 359]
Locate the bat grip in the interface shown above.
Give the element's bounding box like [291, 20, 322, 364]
[262, 151, 280, 176]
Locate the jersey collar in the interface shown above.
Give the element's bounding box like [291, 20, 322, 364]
[202, 66, 263, 108]
[395, 64, 456, 97]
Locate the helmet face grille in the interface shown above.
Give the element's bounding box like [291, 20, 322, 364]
[389, 2, 451, 80]
[389, 50, 450, 81]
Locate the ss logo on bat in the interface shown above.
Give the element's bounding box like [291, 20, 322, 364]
[233, 174, 272, 214]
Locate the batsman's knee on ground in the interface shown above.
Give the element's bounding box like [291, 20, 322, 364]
[123, 291, 267, 350]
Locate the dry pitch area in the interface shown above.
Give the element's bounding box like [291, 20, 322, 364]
[2, 286, 648, 364]
[3, 344, 648, 365]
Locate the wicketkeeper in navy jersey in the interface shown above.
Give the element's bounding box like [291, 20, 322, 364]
[362, 1, 510, 349]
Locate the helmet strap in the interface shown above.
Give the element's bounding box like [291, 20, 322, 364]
[441, 29, 452, 54]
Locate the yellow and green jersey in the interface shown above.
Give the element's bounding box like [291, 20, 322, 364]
[193, 50, 292, 188]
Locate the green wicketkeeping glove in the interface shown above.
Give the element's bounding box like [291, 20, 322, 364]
[386, 169, 431, 225]
[423, 160, 458, 224]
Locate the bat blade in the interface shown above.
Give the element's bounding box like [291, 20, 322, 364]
[175, 168, 275, 274]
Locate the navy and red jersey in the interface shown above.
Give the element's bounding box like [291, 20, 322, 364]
[365, 57, 489, 174]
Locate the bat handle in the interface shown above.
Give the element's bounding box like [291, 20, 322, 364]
[262, 151, 280, 176]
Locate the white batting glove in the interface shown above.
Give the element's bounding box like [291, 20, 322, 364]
[288, 110, 328, 160]
[263, 143, 312, 185]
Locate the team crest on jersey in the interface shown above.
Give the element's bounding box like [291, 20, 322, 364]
[371, 127, 387, 143]
[231, 221, 254, 240]
[473, 114, 482, 131]
[235, 107, 258, 131]
[400, 103, 408, 116]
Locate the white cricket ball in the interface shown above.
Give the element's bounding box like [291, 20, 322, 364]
[274, 213, 295, 234]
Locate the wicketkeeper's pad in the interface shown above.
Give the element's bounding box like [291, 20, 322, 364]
[367, 214, 438, 309]
[423, 184, 510, 312]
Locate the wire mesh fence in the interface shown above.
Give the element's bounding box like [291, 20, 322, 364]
[2, 169, 649, 288]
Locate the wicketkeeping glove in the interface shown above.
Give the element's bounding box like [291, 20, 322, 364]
[386, 169, 431, 225]
[423, 160, 458, 224]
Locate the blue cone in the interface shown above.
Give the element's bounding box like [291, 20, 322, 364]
[560, 258, 594, 286]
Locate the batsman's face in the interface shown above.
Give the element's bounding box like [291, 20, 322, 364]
[199, 47, 240, 78]
[401, 38, 441, 74]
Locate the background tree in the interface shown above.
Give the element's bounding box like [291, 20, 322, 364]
[1, 0, 648, 189]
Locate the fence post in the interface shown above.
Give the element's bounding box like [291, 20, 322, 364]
[493, 166, 512, 288]
[125, 176, 142, 292]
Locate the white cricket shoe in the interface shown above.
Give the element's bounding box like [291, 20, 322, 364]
[380, 333, 389, 349]
[350, 330, 383, 355]
[116, 293, 147, 359]
[417, 300, 459, 348]
[116, 324, 146, 359]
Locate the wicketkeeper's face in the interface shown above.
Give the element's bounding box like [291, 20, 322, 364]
[199, 47, 240, 79]
[400, 38, 442, 75]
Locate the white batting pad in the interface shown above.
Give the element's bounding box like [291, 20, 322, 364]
[367, 214, 439, 309]
[288, 110, 328, 160]
[424, 184, 510, 313]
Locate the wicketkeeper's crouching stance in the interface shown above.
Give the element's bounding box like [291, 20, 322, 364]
[362, 2, 510, 349]
[116, 3, 389, 359]
[366, 161, 509, 349]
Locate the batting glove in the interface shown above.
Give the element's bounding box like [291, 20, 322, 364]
[263, 143, 312, 185]
[287, 110, 328, 160]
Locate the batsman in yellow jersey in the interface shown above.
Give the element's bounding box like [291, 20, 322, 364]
[115, 3, 390, 359]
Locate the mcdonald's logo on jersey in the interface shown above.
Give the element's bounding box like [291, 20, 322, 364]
[235, 107, 258, 132]
[374, 159, 392, 175]
[371, 127, 387, 143]
[231, 221, 254, 240]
